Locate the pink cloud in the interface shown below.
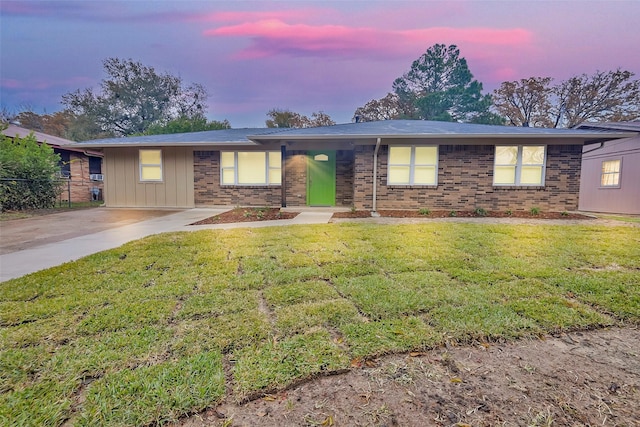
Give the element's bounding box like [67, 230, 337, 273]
[204, 19, 534, 60]
[1, 78, 23, 89]
[199, 9, 328, 23]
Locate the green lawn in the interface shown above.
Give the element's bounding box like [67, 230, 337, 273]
[594, 213, 640, 224]
[1, 223, 639, 426]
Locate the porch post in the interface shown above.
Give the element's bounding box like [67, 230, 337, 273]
[281, 144, 287, 208]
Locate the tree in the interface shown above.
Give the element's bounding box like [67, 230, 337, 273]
[143, 117, 231, 135]
[309, 111, 336, 127]
[265, 109, 335, 128]
[493, 70, 640, 128]
[353, 93, 402, 122]
[391, 44, 495, 123]
[13, 111, 45, 132]
[492, 77, 554, 127]
[553, 69, 640, 128]
[0, 125, 63, 211]
[62, 58, 213, 137]
[7, 109, 112, 141]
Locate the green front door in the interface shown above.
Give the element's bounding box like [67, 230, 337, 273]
[307, 150, 336, 206]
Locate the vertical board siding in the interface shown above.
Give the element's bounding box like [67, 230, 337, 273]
[103, 147, 194, 208]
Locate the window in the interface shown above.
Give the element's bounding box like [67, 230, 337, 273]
[494, 145, 545, 186]
[388, 146, 438, 185]
[139, 149, 162, 181]
[58, 151, 71, 178]
[221, 151, 281, 185]
[601, 160, 621, 187]
[89, 157, 102, 174]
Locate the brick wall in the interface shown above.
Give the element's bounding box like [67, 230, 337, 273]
[336, 150, 354, 207]
[58, 153, 104, 203]
[353, 144, 582, 211]
[194, 151, 281, 206]
[284, 151, 307, 206]
[194, 149, 355, 207]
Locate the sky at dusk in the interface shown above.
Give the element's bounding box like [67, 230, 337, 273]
[1, 0, 639, 129]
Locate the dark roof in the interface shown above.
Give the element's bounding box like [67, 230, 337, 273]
[69, 120, 636, 148]
[252, 120, 632, 140]
[72, 128, 283, 148]
[575, 121, 640, 133]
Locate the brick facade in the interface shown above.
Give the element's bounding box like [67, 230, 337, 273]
[353, 144, 582, 211]
[59, 152, 104, 203]
[283, 151, 307, 206]
[193, 145, 581, 211]
[194, 149, 355, 207]
[335, 150, 354, 207]
[194, 151, 281, 206]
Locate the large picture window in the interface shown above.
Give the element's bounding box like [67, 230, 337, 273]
[494, 145, 545, 186]
[387, 146, 438, 185]
[600, 159, 621, 187]
[221, 151, 281, 185]
[139, 149, 162, 181]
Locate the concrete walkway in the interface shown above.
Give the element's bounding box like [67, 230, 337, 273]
[0, 208, 335, 282]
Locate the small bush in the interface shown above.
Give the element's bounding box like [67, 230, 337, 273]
[449, 210, 457, 217]
[561, 211, 569, 217]
[506, 210, 513, 216]
[418, 208, 431, 216]
[474, 207, 487, 217]
[530, 207, 541, 216]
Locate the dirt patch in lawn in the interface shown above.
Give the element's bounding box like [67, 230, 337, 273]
[176, 327, 640, 427]
[190, 208, 299, 225]
[333, 209, 591, 220]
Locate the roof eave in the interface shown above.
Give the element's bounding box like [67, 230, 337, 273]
[70, 141, 260, 149]
[250, 132, 637, 142]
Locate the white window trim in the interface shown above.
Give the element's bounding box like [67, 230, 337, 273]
[139, 149, 163, 182]
[493, 145, 546, 186]
[387, 145, 439, 186]
[220, 151, 281, 186]
[600, 158, 622, 188]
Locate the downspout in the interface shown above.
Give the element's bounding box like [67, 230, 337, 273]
[280, 144, 287, 208]
[371, 138, 381, 216]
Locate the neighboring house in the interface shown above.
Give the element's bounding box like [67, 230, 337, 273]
[2, 124, 104, 203]
[576, 121, 640, 214]
[71, 120, 632, 212]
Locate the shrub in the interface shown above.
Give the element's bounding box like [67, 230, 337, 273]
[0, 126, 62, 211]
[530, 207, 541, 216]
[474, 207, 487, 217]
[449, 210, 457, 217]
[561, 211, 569, 217]
[505, 210, 513, 216]
[418, 208, 431, 216]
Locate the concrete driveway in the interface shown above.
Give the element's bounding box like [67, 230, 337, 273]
[0, 208, 187, 255]
[0, 207, 336, 282]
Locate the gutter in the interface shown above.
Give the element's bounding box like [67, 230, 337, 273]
[582, 142, 605, 155]
[371, 138, 381, 215]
